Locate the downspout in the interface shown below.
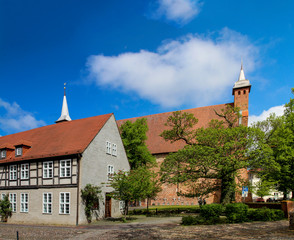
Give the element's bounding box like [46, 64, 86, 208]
[76, 153, 82, 226]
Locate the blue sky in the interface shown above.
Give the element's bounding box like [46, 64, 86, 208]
[0, 0, 293, 136]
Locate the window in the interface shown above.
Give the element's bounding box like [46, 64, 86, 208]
[59, 192, 70, 214]
[43, 193, 52, 214]
[9, 165, 17, 180]
[112, 144, 117, 156]
[15, 147, 22, 156]
[20, 164, 29, 179]
[119, 201, 125, 212]
[20, 193, 28, 212]
[60, 160, 71, 177]
[1, 193, 6, 200]
[107, 165, 114, 180]
[106, 141, 112, 154]
[43, 161, 53, 178]
[9, 193, 16, 212]
[1, 150, 6, 159]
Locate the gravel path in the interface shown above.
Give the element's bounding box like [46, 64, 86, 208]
[0, 218, 293, 240]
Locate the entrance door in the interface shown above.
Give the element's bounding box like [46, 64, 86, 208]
[105, 195, 111, 218]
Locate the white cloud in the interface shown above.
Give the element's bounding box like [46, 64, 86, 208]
[0, 98, 46, 135]
[87, 28, 259, 108]
[151, 0, 202, 24]
[248, 105, 285, 126]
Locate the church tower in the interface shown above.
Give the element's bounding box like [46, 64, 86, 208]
[56, 83, 72, 123]
[232, 63, 251, 126]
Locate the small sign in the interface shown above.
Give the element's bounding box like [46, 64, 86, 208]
[242, 186, 248, 198]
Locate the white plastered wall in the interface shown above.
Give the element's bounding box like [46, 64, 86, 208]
[79, 114, 130, 224]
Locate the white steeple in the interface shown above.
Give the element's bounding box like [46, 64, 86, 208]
[233, 62, 251, 92]
[56, 83, 72, 123]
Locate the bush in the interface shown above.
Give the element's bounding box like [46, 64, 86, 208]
[0, 194, 12, 222]
[225, 203, 248, 223]
[200, 204, 223, 218]
[182, 215, 211, 225]
[200, 204, 224, 223]
[248, 207, 285, 221]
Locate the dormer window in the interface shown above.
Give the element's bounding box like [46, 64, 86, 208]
[15, 147, 22, 156]
[1, 150, 6, 159]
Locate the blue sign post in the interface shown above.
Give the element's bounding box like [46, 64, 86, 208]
[242, 186, 248, 198]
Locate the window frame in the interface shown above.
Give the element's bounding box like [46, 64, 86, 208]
[60, 159, 71, 178]
[15, 146, 22, 156]
[106, 141, 112, 155]
[43, 161, 53, 179]
[107, 165, 114, 181]
[9, 165, 17, 180]
[9, 193, 16, 212]
[43, 193, 52, 214]
[20, 193, 29, 213]
[112, 143, 117, 156]
[1, 150, 6, 159]
[59, 192, 70, 214]
[20, 163, 29, 180]
[1, 193, 6, 200]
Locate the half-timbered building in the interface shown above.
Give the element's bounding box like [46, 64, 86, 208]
[0, 91, 130, 225]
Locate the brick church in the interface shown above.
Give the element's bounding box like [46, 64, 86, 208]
[117, 64, 251, 206]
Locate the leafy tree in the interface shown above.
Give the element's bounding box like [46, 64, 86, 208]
[0, 194, 12, 222]
[108, 170, 132, 218]
[81, 184, 102, 223]
[252, 179, 275, 198]
[120, 118, 155, 169]
[109, 167, 161, 217]
[160, 105, 259, 204]
[252, 89, 294, 199]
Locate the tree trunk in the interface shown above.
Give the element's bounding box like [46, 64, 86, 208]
[283, 192, 288, 200]
[220, 174, 236, 204]
[147, 198, 149, 212]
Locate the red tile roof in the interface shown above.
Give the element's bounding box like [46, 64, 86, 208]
[0, 113, 112, 163]
[117, 103, 232, 154]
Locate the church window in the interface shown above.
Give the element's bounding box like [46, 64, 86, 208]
[238, 91, 241, 95]
[243, 90, 246, 94]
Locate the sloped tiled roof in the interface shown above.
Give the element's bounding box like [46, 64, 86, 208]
[117, 103, 232, 154]
[0, 113, 112, 163]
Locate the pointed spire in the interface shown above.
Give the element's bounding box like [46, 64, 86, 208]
[233, 61, 251, 94]
[56, 83, 72, 123]
[238, 60, 246, 81]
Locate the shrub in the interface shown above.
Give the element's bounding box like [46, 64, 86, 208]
[200, 204, 224, 223]
[225, 203, 248, 223]
[81, 184, 102, 223]
[248, 207, 285, 221]
[0, 194, 12, 222]
[182, 215, 207, 225]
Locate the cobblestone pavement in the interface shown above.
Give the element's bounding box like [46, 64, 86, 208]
[0, 219, 293, 240]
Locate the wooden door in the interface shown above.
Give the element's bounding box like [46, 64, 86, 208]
[105, 195, 111, 218]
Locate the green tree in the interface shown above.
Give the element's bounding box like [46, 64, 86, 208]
[109, 167, 161, 217]
[252, 179, 275, 198]
[0, 194, 12, 222]
[160, 105, 258, 204]
[252, 89, 294, 199]
[120, 118, 155, 169]
[81, 184, 102, 223]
